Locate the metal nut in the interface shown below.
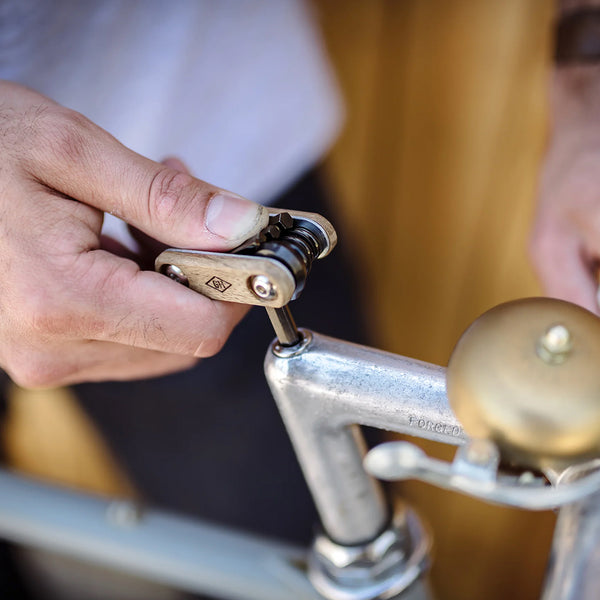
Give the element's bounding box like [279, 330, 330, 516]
[537, 323, 572, 364]
[309, 510, 430, 599]
[312, 524, 407, 571]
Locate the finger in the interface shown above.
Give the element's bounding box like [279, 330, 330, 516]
[73, 249, 249, 355]
[22, 105, 268, 250]
[76, 345, 198, 383]
[530, 226, 599, 313]
[124, 156, 192, 264]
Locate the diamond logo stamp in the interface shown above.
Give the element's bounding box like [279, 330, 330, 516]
[206, 276, 232, 293]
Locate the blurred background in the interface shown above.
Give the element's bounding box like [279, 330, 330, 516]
[2, 1, 559, 599]
[318, 1, 556, 598]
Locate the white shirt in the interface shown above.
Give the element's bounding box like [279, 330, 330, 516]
[0, 0, 343, 204]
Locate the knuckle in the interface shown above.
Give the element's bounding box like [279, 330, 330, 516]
[44, 109, 95, 166]
[0, 95, 98, 172]
[146, 168, 204, 226]
[13, 105, 99, 172]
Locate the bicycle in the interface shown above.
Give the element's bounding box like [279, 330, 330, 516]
[0, 208, 598, 599]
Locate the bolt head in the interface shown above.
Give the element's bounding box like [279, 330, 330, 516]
[162, 264, 189, 287]
[539, 324, 572, 362]
[251, 275, 277, 300]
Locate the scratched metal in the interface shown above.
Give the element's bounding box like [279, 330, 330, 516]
[264, 330, 465, 546]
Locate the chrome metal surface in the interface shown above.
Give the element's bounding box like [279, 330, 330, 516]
[235, 208, 336, 259]
[264, 331, 465, 546]
[266, 306, 300, 346]
[542, 460, 600, 600]
[308, 508, 430, 600]
[0, 470, 319, 600]
[251, 274, 277, 300]
[365, 441, 600, 510]
[268, 208, 337, 259]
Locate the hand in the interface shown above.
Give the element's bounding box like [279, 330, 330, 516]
[0, 81, 268, 387]
[530, 67, 600, 314]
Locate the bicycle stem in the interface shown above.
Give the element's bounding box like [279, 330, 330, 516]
[265, 329, 465, 546]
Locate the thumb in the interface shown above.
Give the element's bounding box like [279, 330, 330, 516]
[29, 110, 268, 249]
[126, 156, 198, 262]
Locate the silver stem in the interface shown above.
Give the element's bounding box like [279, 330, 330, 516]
[265, 331, 465, 545]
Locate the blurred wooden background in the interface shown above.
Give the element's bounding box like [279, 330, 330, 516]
[318, 1, 556, 599]
[3, 1, 560, 599]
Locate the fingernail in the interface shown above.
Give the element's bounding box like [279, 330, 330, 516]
[206, 193, 268, 243]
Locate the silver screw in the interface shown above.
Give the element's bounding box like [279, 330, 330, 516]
[538, 324, 572, 364]
[250, 275, 277, 300]
[106, 500, 142, 528]
[518, 471, 536, 484]
[163, 264, 189, 287]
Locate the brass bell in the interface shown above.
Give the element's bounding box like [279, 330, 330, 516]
[446, 297, 600, 470]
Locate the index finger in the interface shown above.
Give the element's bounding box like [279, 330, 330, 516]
[18, 95, 268, 249]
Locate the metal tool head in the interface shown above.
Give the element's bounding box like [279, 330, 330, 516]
[155, 209, 336, 308]
[446, 297, 600, 470]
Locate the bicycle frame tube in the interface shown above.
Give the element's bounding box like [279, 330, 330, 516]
[0, 470, 320, 600]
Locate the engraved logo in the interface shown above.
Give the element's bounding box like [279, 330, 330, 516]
[206, 276, 232, 293]
[408, 415, 462, 437]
